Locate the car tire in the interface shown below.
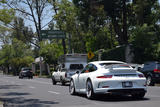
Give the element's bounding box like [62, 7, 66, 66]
[60, 77, 65, 86]
[146, 76, 155, 86]
[69, 80, 76, 95]
[132, 92, 145, 99]
[52, 76, 57, 85]
[86, 80, 95, 99]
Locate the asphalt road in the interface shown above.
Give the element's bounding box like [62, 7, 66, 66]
[0, 73, 160, 107]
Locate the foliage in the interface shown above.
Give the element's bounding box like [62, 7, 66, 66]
[54, 0, 115, 53]
[12, 17, 34, 45]
[0, 9, 15, 25]
[0, 38, 34, 75]
[101, 46, 125, 62]
[129, 24, 159, 63]
[39, 41, 63, 65]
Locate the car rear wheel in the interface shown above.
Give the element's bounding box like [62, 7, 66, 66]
[52, 76, 57, 85]
[69, 80, 76, 95]
[132, 92, 145, 99]
[86, 80, 95, 99]
[146, 76, 155, 86]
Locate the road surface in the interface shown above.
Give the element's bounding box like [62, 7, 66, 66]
[0, 74, 160, 107]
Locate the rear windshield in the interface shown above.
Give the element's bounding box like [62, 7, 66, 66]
[103, 64, 131, 69]
[99, 63, 124, 66]
[69, 64, 84, 70]
[111, 64, 131, 68]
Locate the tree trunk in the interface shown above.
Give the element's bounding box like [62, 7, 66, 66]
[47, 63, 51, 76]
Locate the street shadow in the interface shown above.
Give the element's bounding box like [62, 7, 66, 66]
[75, 94, 150, 102]
[2, 92, 31, 96]
[0, 85, 22, 89]
[0, 97, 59, 107]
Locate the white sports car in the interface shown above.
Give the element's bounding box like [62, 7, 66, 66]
[69, 61, 147, 99]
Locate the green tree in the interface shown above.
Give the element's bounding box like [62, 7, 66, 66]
[10, 38, 34, 75]
[39, 41, 63, 75]
[0, 44, 12, 74]
[129, 24, 159, 63]
[0, 38, 34, 75]
[54, 0, 114, 53]
[12, 17, 34, 45]
[40, 41, 63, 65]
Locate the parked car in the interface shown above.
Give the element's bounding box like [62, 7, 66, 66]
[52, 54, 87, 85]
[19, 67, 33, 79]
[128, 63, 143, 71]
[140, 61, 160, 86]
[69, 61, 147, 99]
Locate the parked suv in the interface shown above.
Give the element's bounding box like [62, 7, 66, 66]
[19, 67, 33, 79]
[140, 61, 160, 86]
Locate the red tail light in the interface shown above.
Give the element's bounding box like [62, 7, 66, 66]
[154, 69, 160, 73]
[138, 74, 144, 78]
[97, 75, 112, 78]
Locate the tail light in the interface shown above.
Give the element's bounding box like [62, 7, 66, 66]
[154, 69, 160, 73]
[97, 75, 112, 78]
[138, 74, 144, 78]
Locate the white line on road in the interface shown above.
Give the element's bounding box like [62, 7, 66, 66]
[26, 80, 52, 85]
[29, 86, 35, 89]
[48, 91, 60, 95]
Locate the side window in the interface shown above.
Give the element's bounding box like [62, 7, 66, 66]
[81, 64, 97, 73]
[89, 64, 97, 72]
[81, 64, 90, 73]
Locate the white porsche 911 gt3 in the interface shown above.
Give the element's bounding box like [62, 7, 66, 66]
[69, 61, 147, 99]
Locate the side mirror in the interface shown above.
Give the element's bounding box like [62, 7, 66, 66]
[76, 71, 80, 74]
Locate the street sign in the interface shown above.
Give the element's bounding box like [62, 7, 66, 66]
[88, 51, 94, 59]
[40, 30, 66, 39]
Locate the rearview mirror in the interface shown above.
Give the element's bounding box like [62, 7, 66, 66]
[76, 71, 80, 74]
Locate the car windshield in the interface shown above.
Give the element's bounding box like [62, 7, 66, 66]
[22, 68, 31, 71]
[69, 64, 84, 70]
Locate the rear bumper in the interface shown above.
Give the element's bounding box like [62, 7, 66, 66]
[107, 88, 146, 94]
[95, 88, 147, 94]
[93, 78, 147, 94]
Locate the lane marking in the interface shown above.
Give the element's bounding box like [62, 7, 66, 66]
[29, 86, 35, 89]
[26, 80, 52, 85]
[48, 91, 60, 95]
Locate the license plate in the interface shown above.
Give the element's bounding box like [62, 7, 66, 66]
[122, 81, 133, 87]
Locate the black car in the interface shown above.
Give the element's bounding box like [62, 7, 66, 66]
[19, 67, 33, 79]
[140, 61, 160, 86]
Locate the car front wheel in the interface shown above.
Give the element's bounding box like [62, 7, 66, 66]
[86, 80, 95, 99]
[69, 80, 76, 95]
